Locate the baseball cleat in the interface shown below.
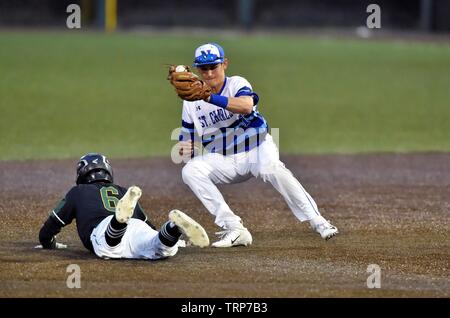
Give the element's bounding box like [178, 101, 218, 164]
[169, 210, 209, 248]
[314, 221, 339, 240]
[115, 186, 142, 223]
[212, 227, 252, 248]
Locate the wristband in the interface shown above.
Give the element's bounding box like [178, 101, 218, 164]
[209, 94, 228, 109]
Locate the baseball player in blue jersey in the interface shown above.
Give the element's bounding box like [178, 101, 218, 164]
[168, 43, 338, 248]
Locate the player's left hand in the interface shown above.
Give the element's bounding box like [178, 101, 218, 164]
[167, 65, 212, 101]
[178, 140, 194, 157]
[34, 242, 68, 249]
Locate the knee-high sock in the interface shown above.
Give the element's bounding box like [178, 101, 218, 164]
[158, 221, 182, 247]
[105, 217, 127, 247]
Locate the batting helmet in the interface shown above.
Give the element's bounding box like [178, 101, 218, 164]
[76, 153, 114, 185]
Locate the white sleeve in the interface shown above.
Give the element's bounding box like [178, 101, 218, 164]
[230, 76, 259, 105]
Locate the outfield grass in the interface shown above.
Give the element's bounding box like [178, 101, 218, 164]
[1, 31, 449, 160]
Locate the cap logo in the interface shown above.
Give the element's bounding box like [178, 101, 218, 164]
[201, 50, 211, 58]
[194, 44, 224, 66]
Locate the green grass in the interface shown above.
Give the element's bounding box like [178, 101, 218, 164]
[1, 31, 449, 160]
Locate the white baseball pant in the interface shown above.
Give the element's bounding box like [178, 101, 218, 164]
[90, 215, 178, 260]
[181, 134, 322, 230]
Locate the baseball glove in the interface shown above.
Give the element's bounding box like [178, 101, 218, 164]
[168, 65, 212, 102]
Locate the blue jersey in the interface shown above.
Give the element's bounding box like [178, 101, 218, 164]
[179, 76, 268, 155]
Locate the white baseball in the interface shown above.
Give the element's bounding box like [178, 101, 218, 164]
[175, 65, 187, 72]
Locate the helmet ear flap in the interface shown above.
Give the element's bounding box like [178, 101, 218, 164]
[76, 160, 87, 184]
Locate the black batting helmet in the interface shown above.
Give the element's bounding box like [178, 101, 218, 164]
[76, 153, 114, 185]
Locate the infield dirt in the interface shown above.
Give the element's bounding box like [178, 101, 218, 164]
[0, 153, 449, 297]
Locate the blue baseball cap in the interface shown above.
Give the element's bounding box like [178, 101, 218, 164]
[193, 43, 225, 67]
